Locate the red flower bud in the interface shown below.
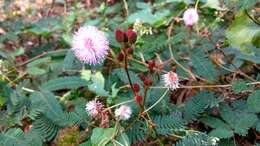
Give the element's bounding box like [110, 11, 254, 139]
[148, 60, 155, 72]
[127, 47, 134, 54]
[135, 95, 142, 105]
[115, 29, 127, 43]
[117, 52, 124, 61]
[126, 29, 137, 44]
[133, 83, 140, 93]
[138, 73, 146, 81]
[144, 78, 152, 86]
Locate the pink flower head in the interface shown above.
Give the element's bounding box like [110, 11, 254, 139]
[115, 105, 132, 120]
[162, 71, 179, 90]
[183, 8, 199, 26]
[71, 26, 109, 65]
[85, 100, 103, 119]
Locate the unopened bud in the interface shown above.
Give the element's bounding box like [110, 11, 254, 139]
[133, 83, 140, 93]
[115, 29, 127, 43]
[127, 47, 134, 54]
[135, 95, 143, 105]
[148, 60, 155, 72]
[126, 29, 137, 44]
[144, 78, 152, 86]
[117, 52, 124, 61]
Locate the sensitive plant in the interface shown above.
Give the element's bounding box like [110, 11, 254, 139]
[0, 0, 260, 146]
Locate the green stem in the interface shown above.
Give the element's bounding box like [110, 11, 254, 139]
[103, 99, 134, 112]
[122, 0, 129, 16]
[143, 89, 169, 114]
[195, 0, 199, 10]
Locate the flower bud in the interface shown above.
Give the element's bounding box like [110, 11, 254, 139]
[117, 52, 124, 61]
[133, 83, 140, 93]
[144, 78, 152, 86]
[115, 29, 127, 43]
[127, 47, 134, 54]
[135, 95, 143, 105]
[138, 73, 146, 81]
[148, 60, 155, 72]
[126, 29, 137, 44]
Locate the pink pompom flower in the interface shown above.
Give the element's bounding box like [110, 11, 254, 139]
[71, 26, 109, 65]
[162, 71, 179, 90]
[115, 105, 132, 120]
[85, 100, 103, 119]
[183, 8, 199, 26]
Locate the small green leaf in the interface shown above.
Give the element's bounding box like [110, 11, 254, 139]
[113, 68, 142, 85]
[81, 69, 91, 81]
[202, 0, 225, 10]
[200, 116, 230, 129]
[190, 49, 217, 82]
[226, 11, 260, 53]
[209, 128, 234, 139]
[91, 128, 115, 146]
[247, 90, 260, 113]
[26, 67, 46, 76]
[27, 57, 51, 67]
[10, 47, 24, 58]
[256, 119, 260, 132]
[116, 132, 130, 146]
[88, 71, 109, 96]
[41, 76, 88, 91]
[231, 81, 252, 93]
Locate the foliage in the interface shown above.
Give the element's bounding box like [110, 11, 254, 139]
[1, 0, 260, 145]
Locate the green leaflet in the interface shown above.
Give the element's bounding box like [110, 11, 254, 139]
[247, 90, 260, 113]
[91, 128, 116, 146]
[190, 49, 217, 82]
[209, 128, 234, 139]
[183, 92, 214, 122]
[0, 128, 42, 146]
[226, 11, 260, 53]
[41, 76, 89, 91]
[30, 91, 63, 121]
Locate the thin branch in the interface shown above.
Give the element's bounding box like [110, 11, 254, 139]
[103, 99, 134, 112]
[143, 89, 169, 113]
[150, 81, 260, 89]
[167, 21, 197, 80]
[217, 48, 256, 82]
[22, 87, 35, 93]
[124, 50, 135, 93]
[122, 0, 129, 16]
[16, 49, 68, 67]
[245, 9, 260, 26]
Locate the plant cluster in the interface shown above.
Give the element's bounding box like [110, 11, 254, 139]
[0, 0, 260, 146]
